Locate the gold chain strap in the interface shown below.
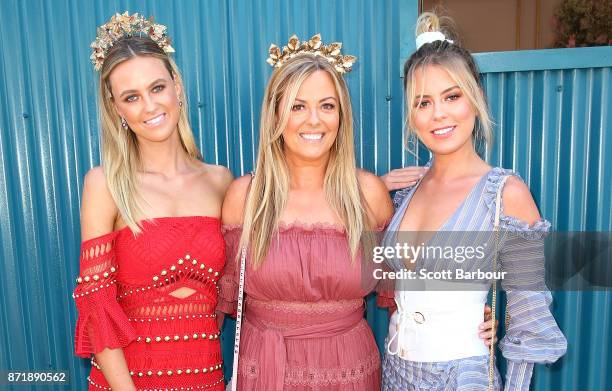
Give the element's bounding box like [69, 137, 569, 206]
[489, 175, 509, 391]
[488, 227, 498, 391]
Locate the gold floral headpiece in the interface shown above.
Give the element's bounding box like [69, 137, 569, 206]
[90, 12, 175, 71]
[266, 33, 357, 74]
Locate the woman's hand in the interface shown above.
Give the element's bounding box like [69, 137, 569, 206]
[380, 166, 428, 191]
[479, 305, 499, 346]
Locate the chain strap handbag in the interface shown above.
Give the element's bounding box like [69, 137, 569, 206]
[228, 246, 247, 391]
[488, 175, 510, 391]
[228, 172, 254, 391]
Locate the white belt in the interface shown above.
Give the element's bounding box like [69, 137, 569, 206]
[387, 292, 488, 362]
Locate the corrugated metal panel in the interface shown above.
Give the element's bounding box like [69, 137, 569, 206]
[479, 64, 612, 390]
[475, 46, 612, 72]
[480, 66, 612, 231]
[0, 0, 610, 390]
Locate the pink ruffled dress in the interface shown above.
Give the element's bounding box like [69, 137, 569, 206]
[217, 224, 382, 390]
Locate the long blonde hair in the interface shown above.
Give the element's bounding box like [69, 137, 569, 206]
[98, 36, 200, 233]
[404, 12, 493, 153]
[240, 54, 371, 268]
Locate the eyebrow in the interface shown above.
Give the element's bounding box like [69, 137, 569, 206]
[294, 96, 338, 103]
[118, 78, 167, 98]
[414, 85, 460, 100]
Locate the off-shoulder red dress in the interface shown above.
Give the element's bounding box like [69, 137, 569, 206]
[73, 216, 225, 391]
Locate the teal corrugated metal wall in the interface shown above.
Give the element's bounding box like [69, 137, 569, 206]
[396, 44, 612, 390]
[0, 0, 610, 389]
[476, 62, 612, 391]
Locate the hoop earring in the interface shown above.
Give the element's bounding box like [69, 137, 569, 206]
[121, 117, 128, 130]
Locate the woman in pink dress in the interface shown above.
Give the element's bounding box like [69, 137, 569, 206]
[217, 35, 393, 390]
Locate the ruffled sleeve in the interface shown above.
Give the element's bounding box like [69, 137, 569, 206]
[73, 232, 136, 357]
[375, 281, 396, 313]
[372, 223, 396, 311]
[486, 169, 567, 391]
[375, 239, 397, 312]
[216, 226, 242, 317]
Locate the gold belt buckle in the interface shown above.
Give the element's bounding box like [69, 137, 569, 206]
[413, 311, 425, 324]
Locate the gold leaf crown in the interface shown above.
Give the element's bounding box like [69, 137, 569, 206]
[266, 33, 357, 74]
[90, 12, 175, 71]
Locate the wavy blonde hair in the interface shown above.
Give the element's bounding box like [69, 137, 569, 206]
[98, 36, 200, 233]
[240, 54, 371, 268]
[404, 12, 493, 153]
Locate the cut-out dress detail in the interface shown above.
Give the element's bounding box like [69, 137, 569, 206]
[73, 216, 225, 391]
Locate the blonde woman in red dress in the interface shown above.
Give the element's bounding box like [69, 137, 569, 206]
[72, 13, 232, 390]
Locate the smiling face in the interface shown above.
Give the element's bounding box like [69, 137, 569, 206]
[279, 70, 340, 165]
[411, 64, 477, 156]
[109, 55, 181, 144]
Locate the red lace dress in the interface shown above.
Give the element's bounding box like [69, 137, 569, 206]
[73, 216, 225, 391]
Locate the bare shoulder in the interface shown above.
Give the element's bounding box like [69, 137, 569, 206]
[81, 166, 118, 241]
[201, 162, 233, 194]
[221, 174, 252, 226]
[501, 175, 541, 226]
[357, 169, 394, 227]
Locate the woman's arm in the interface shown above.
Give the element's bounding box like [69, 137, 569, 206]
[497, 177, 567, 391]
[216, 175, 252, 327]
[220, 175, 251, 227]
[80, 167, 136, 391]
[358, 170, 394, 227]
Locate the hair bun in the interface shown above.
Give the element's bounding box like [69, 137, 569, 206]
[415, 12, 441, 36]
